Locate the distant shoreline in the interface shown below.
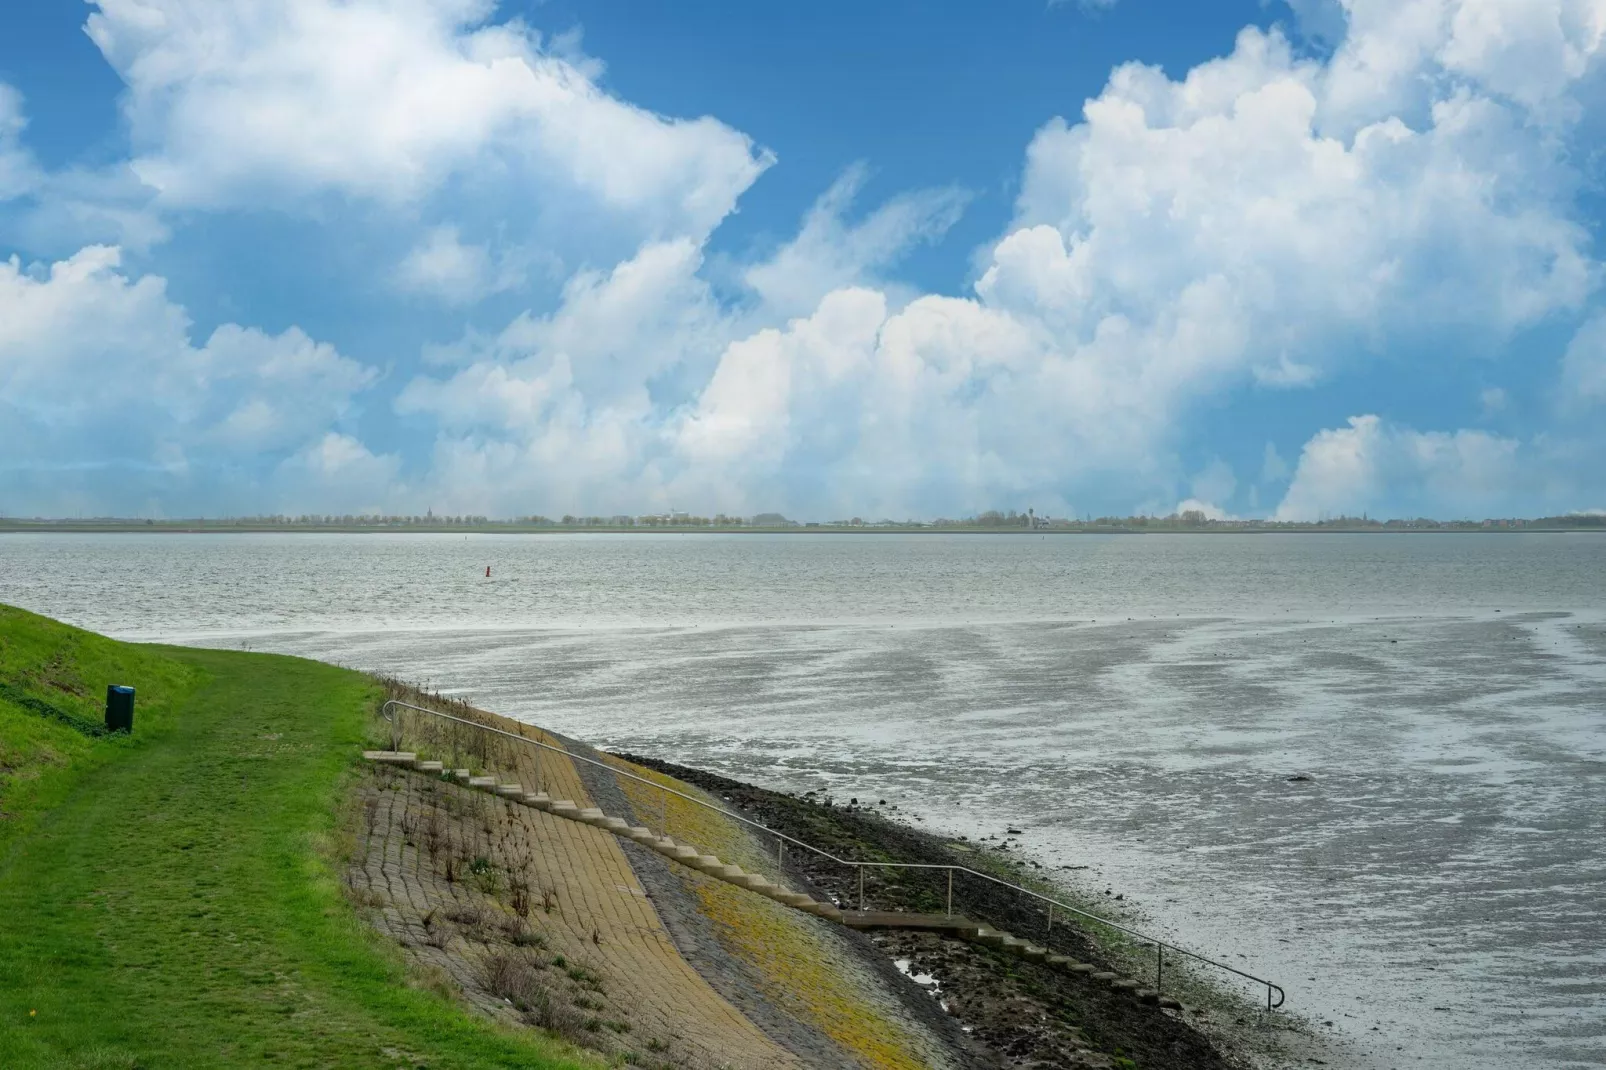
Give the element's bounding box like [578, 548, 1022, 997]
[1, 522, 1601, 536]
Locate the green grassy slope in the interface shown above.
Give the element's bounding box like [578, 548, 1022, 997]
[0, 604, 597, 1069]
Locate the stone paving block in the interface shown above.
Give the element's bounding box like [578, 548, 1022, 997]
[352, 756, 796, 1070]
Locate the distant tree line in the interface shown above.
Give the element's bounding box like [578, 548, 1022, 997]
[3, 510, 1601, 531]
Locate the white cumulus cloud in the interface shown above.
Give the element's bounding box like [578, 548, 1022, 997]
[395, 225, 523, 305]
[1273, 415, 1524, 519]
[0, 84, 41, 202]
[742, 164, 968, 319]
[85, 0, 772, 246]
[0, 245, 384, 513]
[1561, 311, 1606, 404]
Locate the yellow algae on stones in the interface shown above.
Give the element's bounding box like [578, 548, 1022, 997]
[606, 756, 953, 1070]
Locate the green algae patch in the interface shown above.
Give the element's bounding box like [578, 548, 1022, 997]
[608, 756, 940, 1070]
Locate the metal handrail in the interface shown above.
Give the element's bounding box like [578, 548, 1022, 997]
[381, 698, 1286, 1010]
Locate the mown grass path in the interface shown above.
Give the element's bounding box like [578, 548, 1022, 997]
[0, 610, 595, 1070]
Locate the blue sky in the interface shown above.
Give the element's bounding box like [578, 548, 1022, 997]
[1, 0, 1604, 521]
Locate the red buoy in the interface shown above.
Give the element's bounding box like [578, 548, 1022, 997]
[485, 566, 491, 578]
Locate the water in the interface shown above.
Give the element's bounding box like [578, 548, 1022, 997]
[3, 531, 1603, 1068]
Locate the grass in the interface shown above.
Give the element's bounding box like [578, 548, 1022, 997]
[0, 604, 599, 1069]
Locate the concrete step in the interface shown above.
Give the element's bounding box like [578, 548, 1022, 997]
[468, 775, 497, 790]
[626, 827, 657, 844]
[692, 855, 725, 874]
[1110, 978, 1141, 992]
[576, 807, 607, 825]
[1136, 989, 1160, 1005]
[413, 760, 444, 774]
[839, 912, 983, 937]
[712, 864, 747, 881]
[496, 783, 523, 798]
[362, 751, 418, 765]
[523, 792, 551, 810]
[773, 891, 814, 909]
[734, 874, 774, 892]
[1158, 996, 1183, 1011]
[548, 801, 579, 818]
[452, 768, 473, 781]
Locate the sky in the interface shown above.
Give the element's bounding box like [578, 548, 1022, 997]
[1, 0, 1604, 522]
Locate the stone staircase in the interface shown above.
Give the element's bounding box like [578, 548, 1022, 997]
[365, 751, 1182, 1011]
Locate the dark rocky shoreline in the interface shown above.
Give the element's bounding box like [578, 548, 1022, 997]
[616, 752, 1255, 1070]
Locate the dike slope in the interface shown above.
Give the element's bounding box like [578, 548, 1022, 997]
[368, 686, 977, 1069]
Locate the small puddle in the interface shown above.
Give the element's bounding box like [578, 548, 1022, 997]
[894, 957, 948, 1012]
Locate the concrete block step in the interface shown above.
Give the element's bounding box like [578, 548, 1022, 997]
[576, 808, 607, 825]
[452, 768, 473, 781]
[1090, 971, 1118, 982]
[601, 817, 631, 833]
[1110, 978, 1141, 992]
[413, 760, 444, 774]
[1158, 996, 1183, 1011]
[692, 855, 724, 873]
[772, 891, 814, 909]
[362, 751, 418, 765]
[548, 801, 579, 817]
[1136, 989, 1160, 1005]
[467, 775, 497, 790]
[523, 792, 551, 810]
[496, 784, 523, 797]
[626, 827, 657, 844]
[839, 912, 983, 937]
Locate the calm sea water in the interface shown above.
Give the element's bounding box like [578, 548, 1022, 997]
[3, 532, 1603, 1069]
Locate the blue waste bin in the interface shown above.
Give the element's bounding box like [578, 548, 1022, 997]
[105, 685, 135, 734]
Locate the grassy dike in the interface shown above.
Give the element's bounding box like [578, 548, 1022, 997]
[0, 604, 598, 1070]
